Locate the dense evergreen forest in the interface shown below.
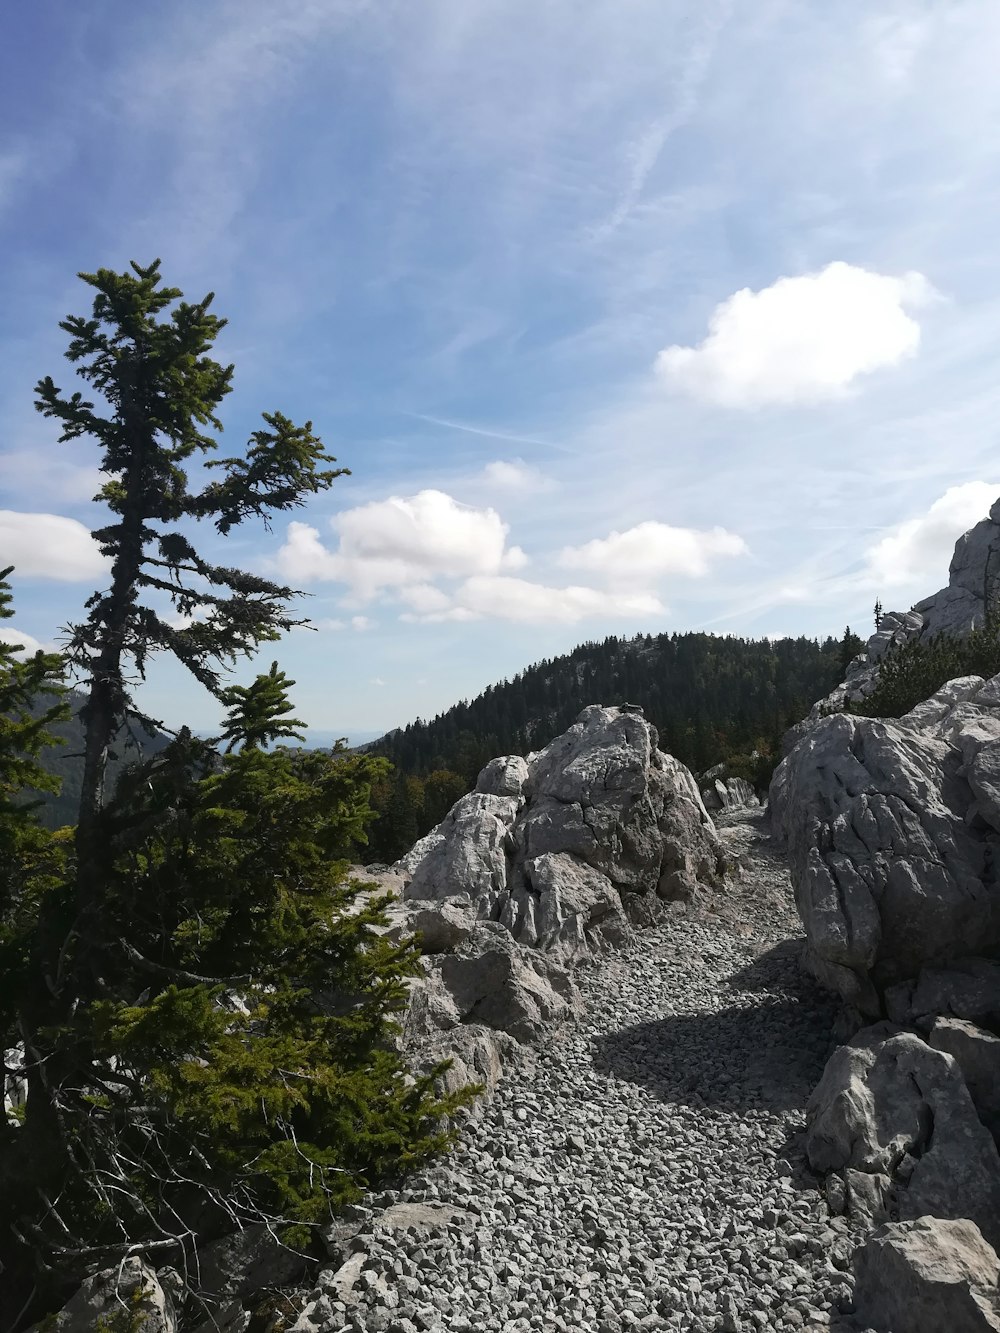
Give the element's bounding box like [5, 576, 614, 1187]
[361, 629, 860, 862]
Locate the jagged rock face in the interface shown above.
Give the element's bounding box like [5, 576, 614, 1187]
[853, 1217, 1000, 1333]
[807, 1024, 1000, 1251]
[397, 705, 727, 963]
[795, 496, 1000, 728]
[770, 675, 1000, 1013]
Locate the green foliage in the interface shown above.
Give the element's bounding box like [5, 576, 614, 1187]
[853, 606, 1000, 719]
[0, 690, 468, 1294]
[0, 569, 68, 812]
[218, 660, 305, 752]
[0, 264, 472, 1320]
[0, 571, 69, 961]
[838, 625, 865, 674]
[33, 258, 346, 842]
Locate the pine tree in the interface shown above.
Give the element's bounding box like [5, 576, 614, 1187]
[1, 264, 473, 1318]
[874, 598, 884, 631]
[838, 625, 865, 673]
[34, 260, 345, 933]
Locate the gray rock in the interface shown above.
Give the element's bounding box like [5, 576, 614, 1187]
[194, 1223, 308, 1305]
[434, 922, 583, 1044]
[402, 791, 522, 911]
[770, 688, 1000, 1014]
[397, 706, 726, 964]
[29, 1259, 178, 1333]
[930, 1016, 1000, 1140]
[398, 898, 478, 954]
[476, 755, 530, 798]
[887, 957, 1000, 1031]
[701, 775, 760, 813]
[806, 1025, 1000, 1248]
[854, 1217, 1000, 1332]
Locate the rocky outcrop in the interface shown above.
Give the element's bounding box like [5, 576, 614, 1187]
[854, 1217, 1000, 1333]
[770, 673, 1000, 1014]
[385, 705, 728, 1098]
[398, 705, 727, 955]
[699, 763, 761, 813]
[806, 1024, 1000, 1248]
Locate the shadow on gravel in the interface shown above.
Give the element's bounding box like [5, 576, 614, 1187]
[591, 939, 839, 1115]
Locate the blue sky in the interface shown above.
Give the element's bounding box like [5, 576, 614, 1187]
[3, 0, 1000, 738]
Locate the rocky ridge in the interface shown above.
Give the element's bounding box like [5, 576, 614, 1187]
[770, 495, 1000, 1330]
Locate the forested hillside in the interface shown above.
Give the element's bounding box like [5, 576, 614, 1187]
[362, 629, 858, 861]
[26, 689, 171, 827]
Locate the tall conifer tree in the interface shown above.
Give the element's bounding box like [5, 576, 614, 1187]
[34, 259, 344, 937]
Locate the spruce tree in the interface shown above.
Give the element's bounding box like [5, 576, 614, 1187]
[0, 264, 472, 1320]
[34, 260, 345, 932]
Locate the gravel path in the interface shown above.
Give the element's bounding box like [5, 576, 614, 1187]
[312, 810, 869, 1333]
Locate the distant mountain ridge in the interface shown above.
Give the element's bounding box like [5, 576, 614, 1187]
[27, 690, 171, 829]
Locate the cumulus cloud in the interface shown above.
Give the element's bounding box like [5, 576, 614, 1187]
[865, 482, 1000, 587]
[276, 490, 527, 597]
[481, 459, 556, 492]
[656, 262, 935, 408]
[558, 520, 747, 584]
[406, 576, 665, 625]
[0, 627, 45, 658]
[0, 511, 107, 581]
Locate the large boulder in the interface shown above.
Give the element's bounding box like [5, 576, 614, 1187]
[929, 1016, 1000, 1142]
[770, 675, 1000, 1013]
[29, 1259, 179, 1333]
[806, 1024, 1000, 1248]
[854, 1217, 1000, 1333]
[397, 705, 727, 961]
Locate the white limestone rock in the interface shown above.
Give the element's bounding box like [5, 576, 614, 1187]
[854, 1217, 1000, 1333]
[770, 677, 1000, 1013]
[806, 1024, 1000, 1249]
[398, 705, 727, 965]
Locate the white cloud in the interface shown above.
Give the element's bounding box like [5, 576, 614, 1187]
[397, 583, 453, 615]
[351, 615, 374, 631]
[4, 449, 105, 504]
[558, 520, 747, 584]
[410, 575, 665, 625]
[482, 459, 557, 492]
[276, 490, 527, 597]
[656, 262, 935, 408]
[0, 511, 107, 582]
[865, 482, 1000, 587]
[0, 628, 45, 658]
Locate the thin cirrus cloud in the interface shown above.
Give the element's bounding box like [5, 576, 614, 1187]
[864, 481, 1000, 589]
[276, 489, 528, 599]
[558, 521, 748, 584]
[0, 510, 107, 582]
[656, 262, 936, 409]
